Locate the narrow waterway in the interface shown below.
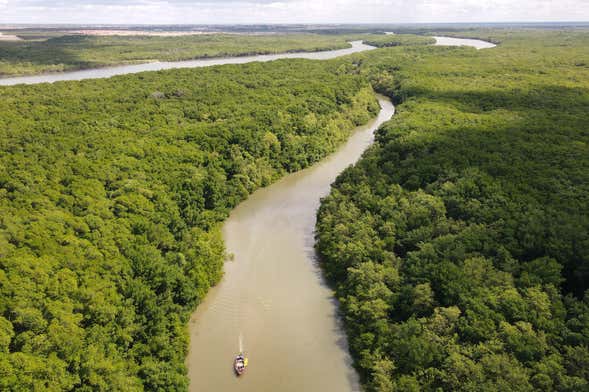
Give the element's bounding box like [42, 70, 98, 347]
[186, 95, 395, 391]
[0, 36, 496, 86]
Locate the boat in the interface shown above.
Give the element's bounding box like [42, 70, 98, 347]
[234, 353, 248, 376]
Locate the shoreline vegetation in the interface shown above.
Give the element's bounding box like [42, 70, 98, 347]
[0, 29, 494, 80]
[316, 30, 589, 391]
[0, 33, 364, 77]
[0, 57, 379, 390]
[363, 34, 436, 47]
[0, 31, 446, 79]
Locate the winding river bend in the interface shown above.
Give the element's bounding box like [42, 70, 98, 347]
[187, 96, 395, 391]
[185, 36, 494, 391]
[0, 36, 496, 86]
[0, 34, 495, 390]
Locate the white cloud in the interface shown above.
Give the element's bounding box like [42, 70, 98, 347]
[0, 0, 587, 24]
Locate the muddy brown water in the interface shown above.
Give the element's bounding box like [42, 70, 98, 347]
[185, 36, 495, 391]
[186, 96, 395, 391]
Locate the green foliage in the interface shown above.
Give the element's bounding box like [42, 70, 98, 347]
[363, 34, 436, 48]
[317, 30, 589, 390]
[0, 59, 378, 390]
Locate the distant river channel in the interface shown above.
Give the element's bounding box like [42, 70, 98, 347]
[0, 36, 495, 86]
[0, 41, 375, 86]
[433, 36, 496, 49]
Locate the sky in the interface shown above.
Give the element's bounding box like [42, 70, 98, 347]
[0, 0, 588, 24]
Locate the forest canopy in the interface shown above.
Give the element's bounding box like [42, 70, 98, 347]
[0, 59, 378, 390]
[362, 34, 436, 48]
[317, 30, 589, 391]
[2, 25, 589, 392]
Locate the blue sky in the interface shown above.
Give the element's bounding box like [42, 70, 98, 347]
[0, 0, 587, 24]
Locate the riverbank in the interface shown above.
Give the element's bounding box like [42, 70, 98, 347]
[0, 33, 358, 80]
[0, 57, 381, 390]
[0, 34, 498, 390]
[187, 95, 395, 392]
[0, 35, 499, 85]
[315, 30, 588, 391]
[0, 40, 375, 85]
[0, 32, 21, 41]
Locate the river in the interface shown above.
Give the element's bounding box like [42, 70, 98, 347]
[0, 36, 497, 86]
[0, 35, 494, 390]
[434, 36, 496, 49]
[187, 95, 395, 391]
[185, 36, 494, 391]
[0, 40, 374, 86]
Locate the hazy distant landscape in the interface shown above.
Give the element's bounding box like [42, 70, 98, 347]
[0, 4, 588, 391]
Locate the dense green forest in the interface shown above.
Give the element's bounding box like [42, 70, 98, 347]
[317, 31, 589, 391]
[3, 25, 588, 391]
[363, 34, 436, 48]
[0, 59, 378, 390]
[0, 33, 362, 77]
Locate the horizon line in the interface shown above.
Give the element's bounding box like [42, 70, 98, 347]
[1, 21, 589, 26]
